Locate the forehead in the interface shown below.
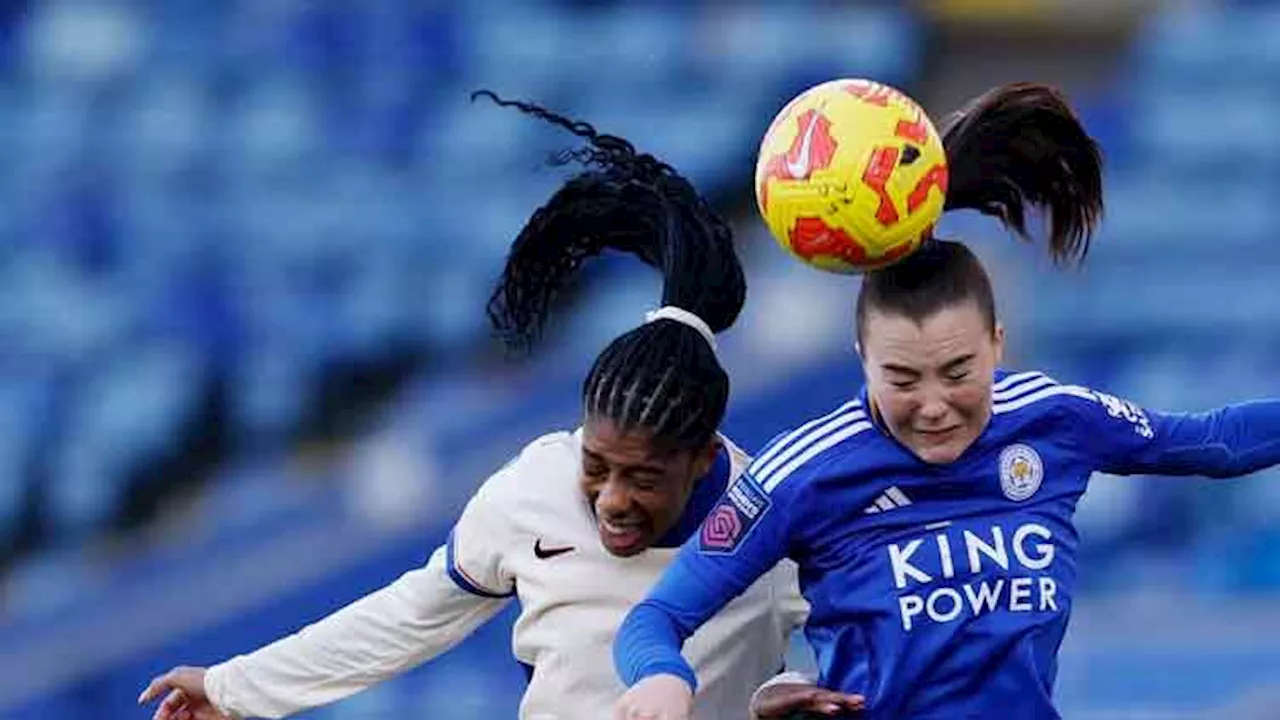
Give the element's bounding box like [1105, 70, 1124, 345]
[862, 304, 988, 368]
[582, 417, 669, 464]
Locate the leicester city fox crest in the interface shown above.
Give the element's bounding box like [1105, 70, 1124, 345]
[999, 444, 1043, 502]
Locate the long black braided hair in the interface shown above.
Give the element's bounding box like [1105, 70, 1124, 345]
[476, 90, 746, 450]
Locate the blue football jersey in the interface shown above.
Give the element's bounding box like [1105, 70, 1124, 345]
[615, 370, 1280, 719]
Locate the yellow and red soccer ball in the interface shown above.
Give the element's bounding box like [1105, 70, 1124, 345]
[755, 79, 949, 274]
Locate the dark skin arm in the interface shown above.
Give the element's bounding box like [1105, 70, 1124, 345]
[752, 681, 866, 718]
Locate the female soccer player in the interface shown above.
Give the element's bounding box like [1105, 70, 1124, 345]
[138, 94, 810, 720]
[612, 82, 1280, 720]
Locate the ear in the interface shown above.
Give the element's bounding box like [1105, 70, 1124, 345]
[689, 436, 722, 484]
[993, 322, 1006, 365]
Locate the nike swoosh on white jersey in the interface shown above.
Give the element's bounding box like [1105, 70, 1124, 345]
[785, 113, 819, 179]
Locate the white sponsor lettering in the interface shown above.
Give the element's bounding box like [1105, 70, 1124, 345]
[937, 534, 955, 579]
[888, 522, 1064, 631]
[899, 595, 924, 631]
[965, 527, 1009, 573]
[1039, 576, 1058, 611]
[1009, 577, 1033, 611]
[1012, 524, 1055, 570]
[964, 579, 1004, 614]
[889, 538, 932, 589]
[926, 587, 964, 623]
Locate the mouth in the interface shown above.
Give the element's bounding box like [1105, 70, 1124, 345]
[916, 426, 961, 440]
[598, 517, 647, 554]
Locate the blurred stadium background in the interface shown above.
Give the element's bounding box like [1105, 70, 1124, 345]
[0, 0, 1277, 718]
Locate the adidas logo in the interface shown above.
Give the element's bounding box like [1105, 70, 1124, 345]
[863, 486, 912, 514]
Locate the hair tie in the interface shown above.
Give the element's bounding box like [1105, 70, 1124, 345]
[644, 306, 718, 353]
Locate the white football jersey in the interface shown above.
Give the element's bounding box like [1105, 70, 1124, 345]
[203, 430, 807, 720]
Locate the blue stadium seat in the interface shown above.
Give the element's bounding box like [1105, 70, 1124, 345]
[0, 369, 53, 537]
[693, 5, 917, 89]
[1136, 4, 1280, 84]
[1131, 89, 1280, 173]
[45, 342, 205, 538]
[1098, 173, 1277, 256]
[226, 342, 314, 452]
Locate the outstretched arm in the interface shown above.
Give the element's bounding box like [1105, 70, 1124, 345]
[140, 546, 510, 720]
[1073, 388, 1280, 478]
[207, 546, 509, 718]
[143, 456, 524, 720]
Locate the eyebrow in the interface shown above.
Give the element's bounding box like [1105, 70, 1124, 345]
[881, 354, 976, 376]
[941, 354, 976, 373]
[582, 448, 666, 475]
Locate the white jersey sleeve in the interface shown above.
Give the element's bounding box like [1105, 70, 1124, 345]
[445, 454, 522, 597]
[203, 547, 510, 718]
[202, 451, 534, 719]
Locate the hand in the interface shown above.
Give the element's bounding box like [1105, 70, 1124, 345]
[138, 666, 233, 720]
[751, 682, 866, 718]
[614, 673, 694, 720]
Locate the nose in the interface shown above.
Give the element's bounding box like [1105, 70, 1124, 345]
[595, 477, 633, 519]
[916, 387, 950, 425]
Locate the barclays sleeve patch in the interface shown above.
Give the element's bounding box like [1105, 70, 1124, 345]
[699, 472, 771, 554]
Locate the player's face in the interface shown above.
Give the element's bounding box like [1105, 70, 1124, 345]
[580, 416, 720, 557]
[859, 301, 1004, 464]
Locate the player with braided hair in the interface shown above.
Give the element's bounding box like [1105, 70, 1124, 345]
[139, 94, 816, 720]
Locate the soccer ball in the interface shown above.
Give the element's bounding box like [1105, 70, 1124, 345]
[754, 79, 949, 274]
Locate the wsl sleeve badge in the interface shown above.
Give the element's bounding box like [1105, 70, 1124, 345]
[699, 473, 771, 554]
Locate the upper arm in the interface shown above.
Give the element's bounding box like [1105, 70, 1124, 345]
[447, 464, 523, 598]
[646, 470, 797, 634]
[1065, 387, 1280, 478]
[1061, 387, 1158, 474]
[613, 470, 799, 688]
[204, 545, 510, 719]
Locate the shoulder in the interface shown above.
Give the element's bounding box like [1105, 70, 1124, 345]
[990, 370, 1156, 441]
[474, 430, 581, 508]
[746, 397, 879, 499]
[990, 370, 1099, 420]
[991, 371, 1164, 466]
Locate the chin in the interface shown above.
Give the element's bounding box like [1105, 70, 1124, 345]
[598, 529, 652, 557]
[913, 441, 967, 465]
[603, 540, 649, 558]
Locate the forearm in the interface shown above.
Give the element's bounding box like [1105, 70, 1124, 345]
[613, 599, 700, 692]
[205, 549, 507, 718]
[1141, 400, 1280, 478]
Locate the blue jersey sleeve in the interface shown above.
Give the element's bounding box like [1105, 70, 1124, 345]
[1069, 387, 1280, 478]
[613, 470, 795, 691]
